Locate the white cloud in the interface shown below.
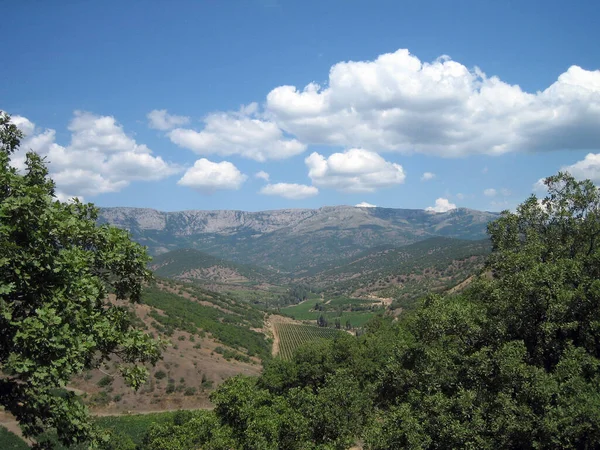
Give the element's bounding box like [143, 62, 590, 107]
[260, 182, 318, 199]
[482, 166, 489, 174]
[421, 172, 436, 181]
[53, 169, 127, 196]
[178, 158, 247, 192]
[355, 201, 376, 207]
[147, 109, 190, 130]
[9, 111, 180, 200]
[53, 191, 84, 203]
[426, 198, 457, 213]
[10, 115, 35, 136]
[533, 178, 547, 193]
[255, 170, 270, 181]
[562, 153, 600, 183]
[168, 104, 306, 161]
[261, 49, 600, 157]
[305, 148, 405, 192]
[456, 193, 465, 200]
[484, 187, 511, 197]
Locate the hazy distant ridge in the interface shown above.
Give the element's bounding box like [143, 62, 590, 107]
[99, 205, 498, 272]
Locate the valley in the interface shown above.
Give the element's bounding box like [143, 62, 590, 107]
[82, 207, 496, 414]
[1, 205, 497, 447]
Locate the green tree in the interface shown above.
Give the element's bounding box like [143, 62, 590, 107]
[0, 112, 162, 446]
[367, 173, 600, 448]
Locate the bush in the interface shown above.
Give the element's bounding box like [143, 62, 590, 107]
[154, 370, 167, 380]
[184, 387, 197, 396]
[97, 375, 113, 387]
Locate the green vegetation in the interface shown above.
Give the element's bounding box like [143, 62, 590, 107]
[97, 412, 178, 446]
[276, 323, 342, 358]
[154, 278, 265, 327]
[97, 376, 113, 388]
[275, 324, 341, 360]
[142, 284, 270, 359]
[0, 411, 181, 449]
[0, 113, 161, 447]
[140, 173, 600, 449]
[305, 236, 491, 309]
[150, 248, 278, 285]
[0, 426, 29, 449]
[282, 296, 384, 328]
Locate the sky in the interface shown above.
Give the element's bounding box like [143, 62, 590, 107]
[2, 0, 599, 213]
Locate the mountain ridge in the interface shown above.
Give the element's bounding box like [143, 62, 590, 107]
[98, 205, 499, 272]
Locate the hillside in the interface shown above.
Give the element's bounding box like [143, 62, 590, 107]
[149, 248, 279, 286]
[99, 206, 498, 272]
[303, 236, 492, 309]
[68, 280, 270, 414]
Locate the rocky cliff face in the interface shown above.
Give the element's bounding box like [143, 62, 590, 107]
[98, 206, 498, 272]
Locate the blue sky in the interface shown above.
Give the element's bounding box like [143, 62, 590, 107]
[2, 0, 599, 212]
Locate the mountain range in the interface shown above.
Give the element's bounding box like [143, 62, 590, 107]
[99, 205, 498, 273]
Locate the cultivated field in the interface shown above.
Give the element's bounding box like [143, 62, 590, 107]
[274, 323, 341, 360]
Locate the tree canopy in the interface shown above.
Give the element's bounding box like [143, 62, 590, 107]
[0, 112, 162, 447]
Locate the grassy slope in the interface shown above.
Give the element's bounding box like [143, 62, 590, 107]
[143, 281, 271, 359]
[0, 427, 28, 450]
[65, 280, 267, 416]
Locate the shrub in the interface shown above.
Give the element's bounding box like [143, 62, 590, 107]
[184, 387, 197, 396]
[97, 375, 113, 387]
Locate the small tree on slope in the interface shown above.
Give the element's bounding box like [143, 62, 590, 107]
[0, 112, 162, 447]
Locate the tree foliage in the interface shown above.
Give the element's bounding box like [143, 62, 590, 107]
[0, 112, 162, 447]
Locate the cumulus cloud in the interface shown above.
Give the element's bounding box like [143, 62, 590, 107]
[355, 202, 376, 207]
[421, 172, 436, 181]
[484, 188, 497, 197]
[260, 182, 318, 199]
[533, 178, 548, 193]
[562, 153, 600, 183]
[178, 158, 247, 192]
[426, 198, 457, 213]
[9, 111, 180, 200]
[147, 109, 190, 130]
[261, 49, 600, 156]
[305, 148, 405, 192]
[255, 170, 270, 181]
[168, 103, 306, 161]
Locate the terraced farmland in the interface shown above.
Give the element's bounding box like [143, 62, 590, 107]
[275, 323, 341, 360]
